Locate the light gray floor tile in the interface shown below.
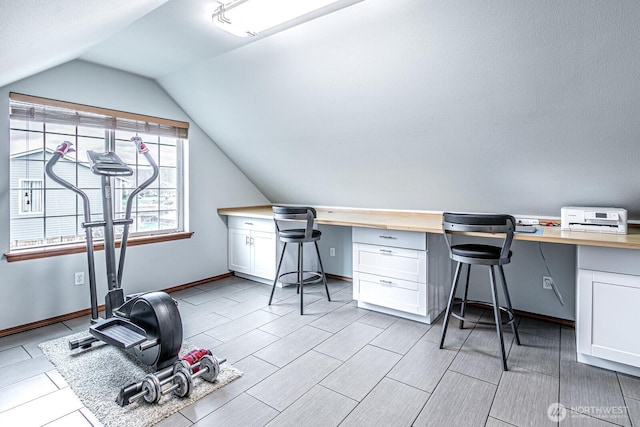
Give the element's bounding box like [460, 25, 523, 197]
[180, 355, 279, 423]
[449, 327, 513, 384]
[182, 311, 232, 339]
[62, 314, 94, 332]
[485, 417, 516, 427]
[225, 284, 274, 303]
[155, 412, 193, 427]
[340, 377, 429, 427]
[254, 325, 331, 368]
[79, 407, 102, 427]
[560, 409, 622, 426]
[205, 310, 280, 342]
[625, 397, 640, 427]
[0, 373, 58, 412]
[259, 310, 323, 338]
[369, 318, 430, 355]
[265, 385, 357, 427]
[560, 326, 577, 363]
[507, 332, 560, 377]
[193, 393, 278, 427]
[560, 360, 630, 426]
[0, 323, 72, 352]
[618, 373, 640, 400]
[423, 315, 472, 350]
[247, 350, 341, 411]
[314, 321, 383, 361]
[182, 289, 240, 306]
[170, 286, 206, 300]
[210, 329, 279, 364]
[0, 346, 31, 369]
[414, 370, 496, 427]
[43, 410, 93, 427]
[320, 345, 402, 401]
[0, 387, 83, 427]
[517, 317, 561, 341]
[309, 304, 369, 333]
[387, 339, 457, 393]
[186, 333, 223, 351]
[0, 354, 54, 389]
[490, 366, 558, 427]
[46, 369, 67, 389]
[214, 295, 274, 320]
[303, 294, 350, 314]
[357, 311, 399, 329]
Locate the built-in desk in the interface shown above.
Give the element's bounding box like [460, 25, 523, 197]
[218, 205, 640, 377]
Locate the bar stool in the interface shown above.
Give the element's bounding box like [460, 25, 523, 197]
[268, 206, 331, 315]
[439, 212, 521, 371]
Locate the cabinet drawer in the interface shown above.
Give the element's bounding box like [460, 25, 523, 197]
[228, 216, 274, 232]
[352, 227, 426, 250]
[355, 272, 426, 315]
[353, 243, 426, 283]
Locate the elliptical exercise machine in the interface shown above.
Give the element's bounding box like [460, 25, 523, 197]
[46, 138, 183, 371]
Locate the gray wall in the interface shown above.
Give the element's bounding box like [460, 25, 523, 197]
[0, 60, 269, 330]
[159, 0, 640, 218]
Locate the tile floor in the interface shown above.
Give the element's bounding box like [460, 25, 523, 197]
[0, 276, 639, 426]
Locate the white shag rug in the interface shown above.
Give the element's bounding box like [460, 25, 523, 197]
[39, 332, 242, 427]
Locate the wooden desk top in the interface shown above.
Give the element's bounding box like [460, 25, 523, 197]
[218, 205, 640, 250]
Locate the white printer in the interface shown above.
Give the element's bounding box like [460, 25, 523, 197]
[560, 207, 628, 234]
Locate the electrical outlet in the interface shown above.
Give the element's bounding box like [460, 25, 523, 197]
[543, 276, 554, 290]
[74, 271, 85, 286]
[329, 247, 336, 257]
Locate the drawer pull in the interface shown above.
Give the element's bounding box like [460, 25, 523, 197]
[379, 235, 397, 239]
[379, 279, 394, 285]
[244, 222, 254, 226]
[379, 249, 393, 254]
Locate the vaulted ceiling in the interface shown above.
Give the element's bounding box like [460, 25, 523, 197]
[2, 0, 640, 216]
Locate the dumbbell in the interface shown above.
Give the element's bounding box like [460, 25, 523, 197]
[117, 349, 214, 406]
[123, 353, 226, 405]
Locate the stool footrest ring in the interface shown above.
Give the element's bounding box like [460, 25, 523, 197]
[277, 270, 324, 286]
[450, 299, 517, 328]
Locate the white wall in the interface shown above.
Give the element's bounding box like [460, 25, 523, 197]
[159, 0, 640, 218]
[0, 60, 269, 330]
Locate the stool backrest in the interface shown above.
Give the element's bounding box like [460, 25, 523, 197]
[442, 212, 516, 261]
[272, 206, 316, 240]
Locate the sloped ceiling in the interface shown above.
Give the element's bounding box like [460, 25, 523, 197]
[0, 0, 169, 87]
[3, 0, 640, 216]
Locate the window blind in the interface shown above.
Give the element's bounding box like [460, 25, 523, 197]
[9, 92, 188, 139]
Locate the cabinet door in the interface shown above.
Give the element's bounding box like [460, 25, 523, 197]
[577, 269, 640, 368]
[251, 230, 276, 280]
[228, 228, 251, 274]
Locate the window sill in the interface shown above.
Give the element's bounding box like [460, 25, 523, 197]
[3, 232, 194, 262]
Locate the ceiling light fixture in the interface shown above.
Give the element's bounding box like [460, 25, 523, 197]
[212, 0, 343, 37]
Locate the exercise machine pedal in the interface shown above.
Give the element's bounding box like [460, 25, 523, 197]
[90, 318, 146, 349]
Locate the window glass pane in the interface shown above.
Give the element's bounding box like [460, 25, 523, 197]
[159, 189, 177, 211]
[45, 216, 78, 241]
[159, 210, 177, 230]
[45, 122, 77, 136]
[10, 130, 44, 156]
[78, 126, 105, 138]
[159, 167, 177, 189]
[46, 189, 76, 216]
[137, 212, 159, 232]
[159, 136, 178, 147]
[10, 119, 44, 132]
[10, 215, 44, 248]
[159, 145, 177, 167]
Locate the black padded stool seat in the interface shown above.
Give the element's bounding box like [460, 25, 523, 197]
[268, 206, 331, 315]
[440, 212, 521, 371]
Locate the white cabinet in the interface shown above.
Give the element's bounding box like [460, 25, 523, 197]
[576, 246, 640, 376]
[352, 227, 450, 324]
[228, 217, 276, 281]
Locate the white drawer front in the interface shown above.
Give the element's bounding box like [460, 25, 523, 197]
[353, 243, 426, 283]
[228, 216, 274, 232]
[355, 272, 426, 315]
[352, 227, 427, 250]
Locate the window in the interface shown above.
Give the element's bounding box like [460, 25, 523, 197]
[8, 93, 189, 251]
[19, 179, 43, 214]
